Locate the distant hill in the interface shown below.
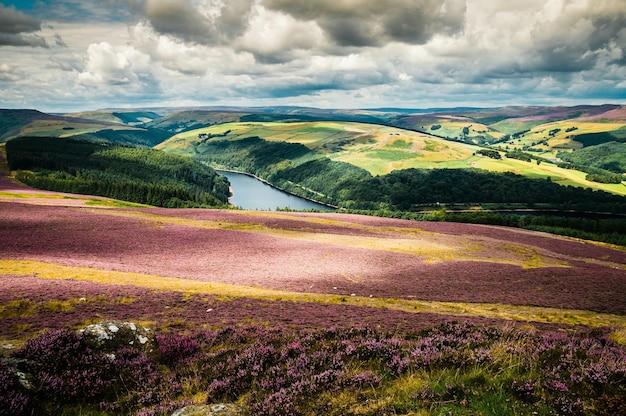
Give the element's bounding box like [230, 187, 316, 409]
[0, 109, 172, 147]
[4, 105, 625, 202]
[158, 120, 625, 196]
[67, 110, 163, 125]
[157, 121, 626, 212]
[0, 109, 103, 141]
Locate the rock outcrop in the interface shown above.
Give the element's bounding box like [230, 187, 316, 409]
[172, 403, 246, 416]
[80, 320, 160, 360]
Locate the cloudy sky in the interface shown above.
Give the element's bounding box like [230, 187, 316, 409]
[1, 0, 625, 112]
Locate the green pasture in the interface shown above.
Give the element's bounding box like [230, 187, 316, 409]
[163, 121, 625, 195]
[502, 120, 626, 152]
[489, 119, 547, 135]
[474, 156, 626, 195]
[14, 119, 146, 140]
[420, 118, 506, 144]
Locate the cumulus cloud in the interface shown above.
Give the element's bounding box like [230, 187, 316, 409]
[0, 4, 48, 47]
[460, 0, 626, 75]
[124, 0, 255, 45]
[236, 5, 325, 63]
[2, 0, 626, 111]
[529, 1, 626, 73]
[262, 0, 466, 47]
[130, 22, 210, 75]
[0, 63, 22, 82]
[78, 42, 158, 92]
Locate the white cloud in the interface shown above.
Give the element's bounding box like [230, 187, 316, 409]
[236, 5, 326, 63]
[78, 42, 157, 90]
[0, 0, 625, 111]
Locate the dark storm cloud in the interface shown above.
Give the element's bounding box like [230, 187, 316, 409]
[263, 0, 466, 47]
[0, 3, 48, 47]
[125, 0, 254, 45]
[530, 6, 626, 73]
[144, 0, 212, 42]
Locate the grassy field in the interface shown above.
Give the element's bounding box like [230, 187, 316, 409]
[162, 121, 626, 194]
[502, 120, 626, 152]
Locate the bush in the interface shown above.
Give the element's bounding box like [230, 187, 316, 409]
[0, 361, 30, 416]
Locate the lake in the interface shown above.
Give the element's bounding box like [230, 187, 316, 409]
[217, 170, 333, 211]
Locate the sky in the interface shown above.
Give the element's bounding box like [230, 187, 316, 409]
[0, 0, 625, 112]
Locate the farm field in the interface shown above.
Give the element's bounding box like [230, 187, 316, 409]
[503, 120, 626, 151]
[161, 121, 477, 176]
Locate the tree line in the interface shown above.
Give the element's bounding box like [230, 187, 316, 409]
[6, 136, 230, 208]
[184, 135, 626, 214]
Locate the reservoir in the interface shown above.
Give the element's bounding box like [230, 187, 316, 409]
[217, 170, 333, 211]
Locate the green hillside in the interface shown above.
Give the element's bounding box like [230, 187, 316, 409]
[157, 121, 626, 213]
[66, 110, 162, 125]
[161, 121, 479, 175]
[70, 128, 172, 147]
[159, 121, 626, 196]
[0, 109, 172, 147]
[558, 142, 626, 173]
[6, 136, 230, 208]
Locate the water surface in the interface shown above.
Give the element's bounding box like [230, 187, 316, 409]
[218, 170, 332, 211]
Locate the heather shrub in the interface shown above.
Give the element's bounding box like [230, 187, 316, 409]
[157, 333, 200, 367]
[2, 322, 624, 415]
[11, 326, 175, 415]
[15, 328, 115, 402]
[0, 360, 30, 416]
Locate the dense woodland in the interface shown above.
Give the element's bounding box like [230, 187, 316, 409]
[6, 137, 230, 208]
[558, 142, 626, 175]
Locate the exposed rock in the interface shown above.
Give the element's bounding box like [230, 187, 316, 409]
[2, 357, 34, 390]
[171, 404, 246, 416]
[80, 321, 160, 360]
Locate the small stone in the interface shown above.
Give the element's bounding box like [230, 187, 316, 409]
[171, 403, 245, 415]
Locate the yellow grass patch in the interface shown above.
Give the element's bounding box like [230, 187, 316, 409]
[1, 260, 623, 328]
[86, 208, 570, 269]
[0, 299, 36, 318]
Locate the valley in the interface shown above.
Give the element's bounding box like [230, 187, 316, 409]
[1, 105, 625, 415]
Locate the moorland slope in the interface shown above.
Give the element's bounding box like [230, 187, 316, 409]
[1, 158, 625, 416]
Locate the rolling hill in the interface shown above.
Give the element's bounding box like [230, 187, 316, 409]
[0, 109, 171, 147]
[158, 120, 626, 196]
[3, 105, 625, 200]
[1, 107, 625, 415]
[1, 180, 625, 415]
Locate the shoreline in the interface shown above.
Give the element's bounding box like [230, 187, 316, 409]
[215, 168, 339, 210]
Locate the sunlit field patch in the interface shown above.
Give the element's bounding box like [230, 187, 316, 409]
[1, 260, 624, 332]
[2, 201, 625, 315]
